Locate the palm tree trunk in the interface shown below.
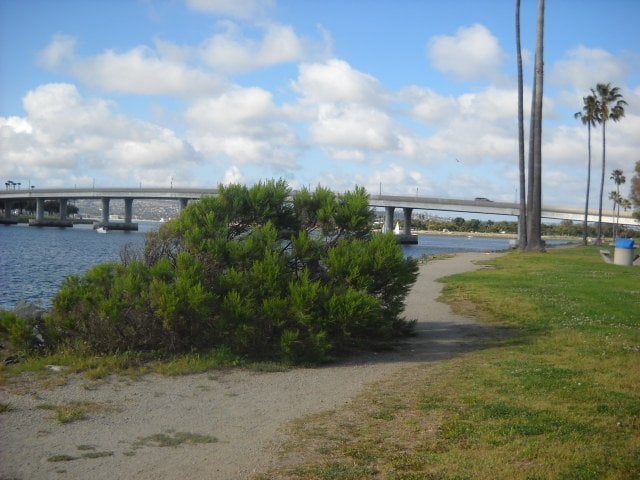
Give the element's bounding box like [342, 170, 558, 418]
[582, 123, 592, 245]
[526, 0, 544, 251]
[527, 57, 536, 241]
[597, 121, 606, 244]
[516, 0, 527, 250]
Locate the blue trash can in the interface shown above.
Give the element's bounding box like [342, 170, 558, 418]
[614, 239, 636, 266]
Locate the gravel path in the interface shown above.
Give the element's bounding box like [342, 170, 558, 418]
[0, 252, 502, 480]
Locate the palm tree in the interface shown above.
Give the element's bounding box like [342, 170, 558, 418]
[610, 169, 626, 240]
[608, 190, 621, 239]
[620, 197, 632, 216]
[574, 94, 598, 245]
[526, 0, 545, 251]
[631, 161, 640, 219]
[516, 0, 527, 249]
[594, 83, 627, 244]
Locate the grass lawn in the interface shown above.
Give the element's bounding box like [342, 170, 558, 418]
[263, 246, 639, 479]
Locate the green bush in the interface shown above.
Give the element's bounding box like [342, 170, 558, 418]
[46, 180, 418, 363]
[0, 310, 38, 352]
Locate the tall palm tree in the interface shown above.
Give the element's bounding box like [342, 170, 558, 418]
[594, 83, 627, 244]
[620, 197, 632, 215]
[526, 0, 545, 251]
[516, 0, 527, 250]
[610, 168, 626, 240]
[631, 161, 640, 219]
[575, 94, 598, 245]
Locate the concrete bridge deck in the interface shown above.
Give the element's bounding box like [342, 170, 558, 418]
[1, 188, 637, 232]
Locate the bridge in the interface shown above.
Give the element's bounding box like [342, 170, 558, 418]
[0, 187, 637, 233]
[0, 187, 218, 230]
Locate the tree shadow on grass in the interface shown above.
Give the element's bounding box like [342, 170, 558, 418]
[332, 319, 535, 368]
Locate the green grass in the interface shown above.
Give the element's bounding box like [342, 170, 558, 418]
[54, 400, 114, 424]
[265, 246, 640, 479]
[0, 347, 247, 386]
[132, 430, 217, 449]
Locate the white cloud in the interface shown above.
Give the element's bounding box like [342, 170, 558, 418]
[293, 59, 385, 105]
[38, 35, 223, 97]
[401, 86, 456, 124]
[427, 24, 505, 81]
[37, 33, 76, 69]
[402, 86, 525, 165]
[316, 163, 429, 197]
[201, 23, 304, 73]
[0, 84, 200, 186]
[185, 86, 276, 131]
[74, 46, 223, 96]
[550, 45, 628, 92]
[310, 104, 395, 153]
[289, 59, 398, 161]
[185, 86, 299, 167]
[185, 0, 273, 20]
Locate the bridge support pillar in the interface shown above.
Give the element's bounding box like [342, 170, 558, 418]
[179, 198, 189, 212]
[36, 198, 44, 222]
[101, 198, 110, 225]
[384, 207, 395, 233]
[59, 198, 68, 221]
[94, 197, 137, 231]
[124, 198, 133, 224]
[0, 200, 18, 225]
[398, 207, 418, 244]
[29, 197, 72, 227]
[402, 208, 413, 235]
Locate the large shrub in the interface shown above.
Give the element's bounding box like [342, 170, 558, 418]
[47, 180, 418, 362]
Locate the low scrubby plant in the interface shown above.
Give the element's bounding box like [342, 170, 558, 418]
[46, 180, 418, 363]
[0, 309, 40, 352]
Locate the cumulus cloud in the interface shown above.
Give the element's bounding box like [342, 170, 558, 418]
[288, 59, 400, 160]
[401, 85, 524, 165]
[185, 86, 299, 167]
[0, 84, 200, 185]
[427, 24, 505, 81]
[38, 35, 223, 97]
[201, 22, 304, 73]
[401, 86, 456, 124]
[310, 104, 395, 153]
[313, 163, 429, 197]
[550, 45, 628, 92]
[185, 86, 276, 131]
[293, 59, 385, 105]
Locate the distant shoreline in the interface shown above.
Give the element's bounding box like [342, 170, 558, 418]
[401, 229, 585, 243]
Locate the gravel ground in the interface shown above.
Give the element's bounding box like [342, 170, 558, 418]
[0, 252, 502, 480]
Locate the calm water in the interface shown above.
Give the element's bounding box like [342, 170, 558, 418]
[0, 223, 155, 309]
[401, 234, 516, 258]
[0, 225, 568, 310]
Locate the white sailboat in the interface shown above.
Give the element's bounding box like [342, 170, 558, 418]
[393, 222, 401, 235]
[96, 226, 107, 233]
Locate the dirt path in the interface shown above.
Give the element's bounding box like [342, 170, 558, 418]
[0, 252, 502, 480]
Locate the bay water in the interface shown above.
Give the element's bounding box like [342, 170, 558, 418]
[0, 224, 554, 310]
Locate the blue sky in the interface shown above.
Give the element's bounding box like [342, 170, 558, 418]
[1, 0, 639, 210]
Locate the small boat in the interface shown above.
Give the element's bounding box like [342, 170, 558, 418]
[394, 222, 401, 235]
[96, 226, 107, 233]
